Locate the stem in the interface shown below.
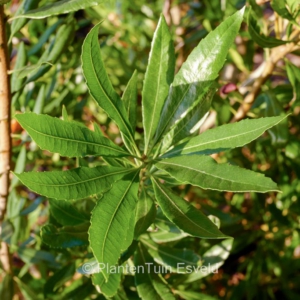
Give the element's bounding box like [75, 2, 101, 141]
[231, 42, 300, 122]
[0, 5, 13, 274]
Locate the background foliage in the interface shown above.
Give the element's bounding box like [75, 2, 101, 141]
[1, 0, 300, 299]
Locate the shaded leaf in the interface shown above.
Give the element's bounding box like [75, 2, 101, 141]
[41, 223, 89, 248]
[134, 243, 176, 300]
[122, 70, 138, 130]
[134, 188, 156, 238]
[152, 177, 227, 238]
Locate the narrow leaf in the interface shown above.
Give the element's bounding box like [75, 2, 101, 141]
[134, 188, 156, 238]
[92, 271, 122, 298]
[82, 23, 135, 146]
[155, 155, 279, 192]
[248, 11, 289, 48]
[16, 112, 129, 158]
[141, 238, 201, 273]
[134, 243, 176, 300]
[152, 177, 227, 239]
[89, 171, 139, 281]
[161, 84, 216, 153]
[122, 70, 138, 130]
[142, 15, 175, 153]
[163, 116, 287, 157]
[41, 223, 89, 248]
[49, 199, 89, 226]
[15, 166, 133, 200]
[12, 0, 103, 19]
[154, 9, 244, 144]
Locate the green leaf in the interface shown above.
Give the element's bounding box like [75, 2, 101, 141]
[174, 290, 218, 300]
[154, 9, 244, 145]
[44, 264, 75, 296]
[49, 199, 89, 226]
[185, 239, 233, 282]
[122, 70, 138, 130]
[9, 0, 40, 43]
[12, 0, 103, 19]
[89, 171, 139, 281]
[92, 271, 122, 298]
[134, 243, 176, 300]
[41, 223, 89, 248]
[0, 275, 14, 300]
[163, 116, 287, 157]
[161, 84, 216, 153]
[151, 177, 227, 239]
[141, 238, 201, 273]
[14, 277, 42, 300]
[82, 23, 135, 149]
[248, 11, 289, 48]
[11, 42, 26, 93]
[155, 155, 279, 192]
[271, 0, 297, 22]
[134, 188, 156, 238]
[15, 166, 133, 200]
[142, 14, 175, 154]
[259, 93, 289, 146]
[16, 112, 129, 158]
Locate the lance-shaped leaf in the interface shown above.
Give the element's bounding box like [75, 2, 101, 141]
[142, 15, 175, 153]
[12, 0, 103, 19]
[141, 238, 201, 273]
[89, 172, 139, 281]
[161, 84, 216, 153]
[15, 166, 132, 200]
[134, 188, 156, 238]
[134, 243, 176, 300]
[248, 10, 289, 48]
[162, 115, 287, 157]
[154, 9, 244, 144]
[155, 155, 279, 192]
[49, 199, 89, 226]
[92, 271, 122, 298]
[82, 23, 135, 146]
[41, 223, 89, 248]
[16, 113, 129, 158]
[122, 70, 138, 130]
[152, 177, 227, 239]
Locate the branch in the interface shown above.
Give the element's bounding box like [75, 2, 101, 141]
[0, 4, 12, 274]
[231, 42, 300, 122]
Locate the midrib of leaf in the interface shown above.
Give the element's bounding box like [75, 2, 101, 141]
[155, 20, 238, 144]
[101, 171, 139, 265]
[152, 177, 217, 236]
[167, 122, 277, 156]
[141, 239, 196, 265]
[88, 40, 134, 145]
[21, 120, 127, 155]
[157, 161, 269, 190]
[19, 169, 130, 187]
[144, 28, 164, 153]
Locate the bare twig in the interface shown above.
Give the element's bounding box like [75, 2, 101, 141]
[163, 0, 173, 26]
[0, 4, 12, 274]
[231, 42, 300, 122]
